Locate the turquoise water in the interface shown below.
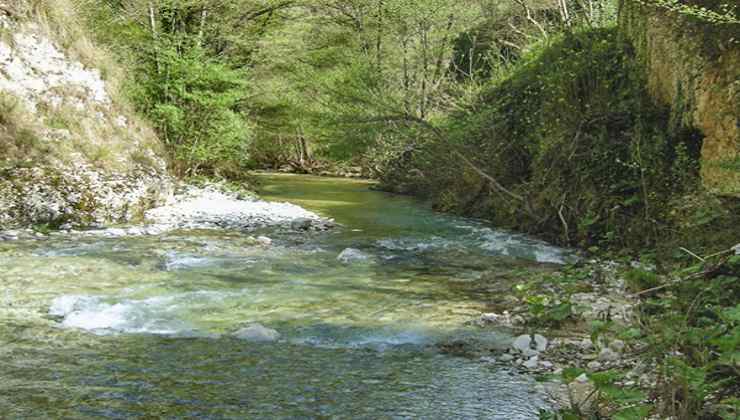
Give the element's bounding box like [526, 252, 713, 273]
[0, 174, 566, 418]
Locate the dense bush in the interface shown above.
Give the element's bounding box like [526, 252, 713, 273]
[381, 28, 706, 250]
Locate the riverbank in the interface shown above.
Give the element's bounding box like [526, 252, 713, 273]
[0, 180, 335, 241]
[468, 247, 740, 418]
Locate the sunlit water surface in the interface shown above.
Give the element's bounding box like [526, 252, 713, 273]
[0, 174, 570, 419]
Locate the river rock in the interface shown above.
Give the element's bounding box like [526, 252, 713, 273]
[511, 334, 548, 356]
[598, 347, 620, 362]
[233, 324, 280, 342]
[291, 217, 313, 231]
[256, 236, 272, 246]
[609, 339, 626, 353]
[337, 248, 369, 263]
[579, 338, 595, 350]
[523, 356, 539, 369]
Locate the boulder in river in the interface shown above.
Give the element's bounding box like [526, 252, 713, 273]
[337, 248, 369, 264]
[233, 324, 280, 342]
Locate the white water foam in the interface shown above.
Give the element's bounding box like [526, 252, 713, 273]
[48, 291, 242, 336]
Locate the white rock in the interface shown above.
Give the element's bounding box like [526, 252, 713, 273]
[233, 324, 280, 342]
[540, 361, 554, 369]
[500, 353, 515, 362]
[511, 334, 548, 354]
[256, 236, 272, 246]
[533, 334, 548, 352]
[523, 356, 539, 369]
[587, 361, 602, 370]
[337, 248, 369, 263]
[598, 347, 620, 362]
[511, 335, 533, 353]
[575, 373, 590, 384]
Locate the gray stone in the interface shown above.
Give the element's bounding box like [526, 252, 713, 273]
[598, 347, 620, 362]
[579, 338, 595, 350]
[291, 217, 313, 231]
[609, 339, 626, 353]
[523, 356, 539, 369]
[511, 334, 548, 355]
[540, 360, 554, 369]
[500, 353, 515, 362]
[233, 324, 280, 342]
[511, 335, 532, 353]
[337, 248, 369, 264]
[587, 361, 602, 370]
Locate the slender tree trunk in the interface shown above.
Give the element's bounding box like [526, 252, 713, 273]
[198, 7, 208, 45]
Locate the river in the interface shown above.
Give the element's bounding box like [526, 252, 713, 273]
[0, 174, 569, 419]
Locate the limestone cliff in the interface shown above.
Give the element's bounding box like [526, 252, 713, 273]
[619, 1, 739, 195]
[0, 5, 172, 227]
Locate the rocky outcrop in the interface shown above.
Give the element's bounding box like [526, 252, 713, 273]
[0, 10, 171, 227]
[619, 1, 740, 195]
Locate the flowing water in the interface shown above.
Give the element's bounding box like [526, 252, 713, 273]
[0, 174, 570, 419]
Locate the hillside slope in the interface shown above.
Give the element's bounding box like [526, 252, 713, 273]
[0, 5, 172, 228]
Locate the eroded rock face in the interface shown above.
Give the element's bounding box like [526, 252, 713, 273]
[0, 14, 172, 228]
[619, 2, 739, 195]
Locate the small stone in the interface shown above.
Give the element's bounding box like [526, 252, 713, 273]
[291, 217, 313, 231]
[587, 361, 602, 370]
[523, 356, 539, 369]
[233, 324, 280, 342]
[511, 335, 533, 353]
[500, 353, 515, 362]
[598, 347, 620, 362]
[533, 334, 548, 352]
[256, 236, 272, 246]
[540, 361, 554, 369]
[733, 243, 740, 256]
[337, 248, 369, 263]
[609, 339, 626, 353]
[575, 373, 590, 384]
[511, 334, 547, 355]
[579, 338, 595, 350]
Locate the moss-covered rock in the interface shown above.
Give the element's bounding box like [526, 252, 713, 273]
[619, 0, 740, 196]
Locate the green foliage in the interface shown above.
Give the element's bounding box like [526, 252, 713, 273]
[139, 41, 251, 176]
[624, 268, 660, 293]
[636, 253, 740, 418]
[381, 27, 706, 250]
[629, 0, 740, 24]
[82, 0, 255, 178]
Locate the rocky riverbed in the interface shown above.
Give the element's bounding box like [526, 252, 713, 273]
[462, 259, 658, 414]
[0, 182, 335, 241]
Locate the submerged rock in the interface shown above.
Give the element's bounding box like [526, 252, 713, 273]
[337, 248, 369, 264]
[233, 324, 280, 342]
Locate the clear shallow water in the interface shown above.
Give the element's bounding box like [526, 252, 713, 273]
[0, 174, 568, 419]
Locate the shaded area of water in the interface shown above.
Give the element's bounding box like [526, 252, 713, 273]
[0, 174, 567, 418]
